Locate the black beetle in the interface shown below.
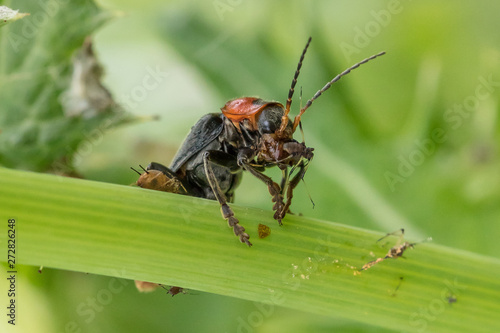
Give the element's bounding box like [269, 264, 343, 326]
[146, 38, 384, 246]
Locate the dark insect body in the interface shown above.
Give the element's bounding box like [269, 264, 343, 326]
[145, 37, 385, 246]
[160, 285, 187, 297]
[447, 295, 457, 304]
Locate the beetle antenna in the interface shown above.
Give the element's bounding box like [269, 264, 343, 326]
[299, 86, 303, 107]
[292, 51, 386, 132]
[278, 37, 312, 136]
[130, 167, 142, 175]
[139, 165, 149, 174]
[298, 87, 306, 143]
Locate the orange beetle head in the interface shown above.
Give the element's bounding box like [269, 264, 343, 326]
[221, 98, 287, 132]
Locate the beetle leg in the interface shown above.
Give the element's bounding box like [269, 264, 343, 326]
[279, 168, 289, 196]
[200, 151, 240, 172]
[237, 157, 285, 225]
[203, 152, 251, 246]
[281, 158, 312, 218]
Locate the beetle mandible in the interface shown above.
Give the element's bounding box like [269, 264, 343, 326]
[147, 37, 385, 246]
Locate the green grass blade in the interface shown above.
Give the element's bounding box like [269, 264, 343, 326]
[1, 167, 499, 332]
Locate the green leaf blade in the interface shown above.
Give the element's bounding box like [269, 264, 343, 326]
[0, 0, 129, 173]
[1, 167, 499, 332]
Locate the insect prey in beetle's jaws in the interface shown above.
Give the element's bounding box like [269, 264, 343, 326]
[360, 229, 432, 271]
[142, 37, 385, 246]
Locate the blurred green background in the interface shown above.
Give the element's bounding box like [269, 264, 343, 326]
[2, 0, 499, 332]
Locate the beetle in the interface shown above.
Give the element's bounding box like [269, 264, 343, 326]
[147, 37, 385, 246]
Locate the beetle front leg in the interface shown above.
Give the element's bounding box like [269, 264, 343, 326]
[203, 151, 252, 246]
[281, 159, 311, 219]
[238, 157, 285, 225]
[279, 168, 289, 195]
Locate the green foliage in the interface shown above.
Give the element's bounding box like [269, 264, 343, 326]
[0, 5, 29, 28]
[0, 0, 131, 173]
[1, 0, 499, 332]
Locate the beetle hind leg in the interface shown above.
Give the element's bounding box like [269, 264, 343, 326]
[220, 203, 252, 246]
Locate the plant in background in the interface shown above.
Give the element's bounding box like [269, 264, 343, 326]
[0, 0, 134, 175]
[1, 1, 500, 333]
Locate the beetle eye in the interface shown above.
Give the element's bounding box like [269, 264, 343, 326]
[258, 105, 287, 134]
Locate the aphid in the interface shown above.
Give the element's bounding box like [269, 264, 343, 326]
[360, 229, 431, 271]
[258, 223, 271, 239]
[148, 38, 385, 246]
[379, 229, 417, 260]
[160, 285, 187, 297]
